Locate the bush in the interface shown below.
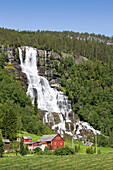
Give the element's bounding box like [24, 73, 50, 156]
[86, 147, 93, 154]
[37, 150, 44, 155]
[54, 146, 74, 156]
[98, 149, 101, 154]
[44, 146, 49, 154]
[94, 147, 96, 153]
[75, 145, 80, 153]
[34, 147, 42, 154]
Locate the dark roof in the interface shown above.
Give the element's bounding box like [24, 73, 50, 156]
[22, 136, 32, 140]
[28, 141, 37, 145]
[38, 134, 58, 142]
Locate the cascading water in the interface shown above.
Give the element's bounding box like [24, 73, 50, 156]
[19, 46, 73, 135]
[19, 46, 101, 137]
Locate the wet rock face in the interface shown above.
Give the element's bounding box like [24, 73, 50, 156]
[37, 49, 62, 86]
[38, 50, 46, 58]
[0, 45, 17, 63]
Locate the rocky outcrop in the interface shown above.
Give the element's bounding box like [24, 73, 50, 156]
[0, 45, 17, 63]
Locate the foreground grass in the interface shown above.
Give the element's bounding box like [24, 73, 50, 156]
[1, 152, 113, 170]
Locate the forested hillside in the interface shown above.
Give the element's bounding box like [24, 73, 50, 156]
[0, 50, 52, 140]
[0, 27, 113, 64]
[0, 27, 113, 137]
[53, 57, 113, 135]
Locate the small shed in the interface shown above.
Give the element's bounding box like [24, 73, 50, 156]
[22, 136, 32, 144]
[2, 139, 10, 151]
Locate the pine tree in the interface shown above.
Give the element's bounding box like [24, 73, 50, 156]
[20, 140, 26, 156]
[0, 134, 4, 157]
[75, 145, 78, 153]
[2, 108, 17, 141]
[109, 130, 113, 147]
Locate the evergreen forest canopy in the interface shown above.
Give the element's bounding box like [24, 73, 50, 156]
[0, 27, 113, 138]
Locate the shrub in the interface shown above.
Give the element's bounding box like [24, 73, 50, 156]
[44, 146, 49, 154]
[94, 147, 96, 153]
[75, 145, 79, 153]
[0, 136, 4, 157]
[75, 145, 80, 153]
[98, 149, 101, 154]
[86, 147, 94, 154]
[54, 146, 74, 156]
[34, 147, 42, 154]
[37, 150, 44, 155]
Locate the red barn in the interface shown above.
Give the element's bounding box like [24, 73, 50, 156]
[22, 136, 32, 144]
[38, 134, 65, 151]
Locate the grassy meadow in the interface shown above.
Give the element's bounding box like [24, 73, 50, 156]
[0, 152, 113, 169]
[1, 132, 113, 169]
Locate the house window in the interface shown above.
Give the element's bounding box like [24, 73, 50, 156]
[54, 142, 56, 145]
[55, 146, 56, 149]
[60, 142, 62, 145]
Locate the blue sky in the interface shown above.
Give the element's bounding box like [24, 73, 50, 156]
[0, 0, 113, 36]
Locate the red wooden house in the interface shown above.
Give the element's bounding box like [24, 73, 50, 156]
[37, 134, 65, 151]
[22, 136, 32, 144]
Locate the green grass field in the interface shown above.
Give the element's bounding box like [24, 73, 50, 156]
[0, 152, 113, 170]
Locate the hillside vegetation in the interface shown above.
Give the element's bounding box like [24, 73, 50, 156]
[0, 28, 113, 138]
[53, 56, 113, 136]
[0, 50, 53, 140]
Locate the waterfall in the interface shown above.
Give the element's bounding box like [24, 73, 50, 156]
[19, 46, 101, 136]
[19, 46, 73, 134]
[19, 47, 72, 115]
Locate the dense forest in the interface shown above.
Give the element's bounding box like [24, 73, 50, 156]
[0, 27, 113, 138]
[53, 57, 113, 136]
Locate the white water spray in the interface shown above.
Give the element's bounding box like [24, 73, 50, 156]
[19, 46, 101, 136]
